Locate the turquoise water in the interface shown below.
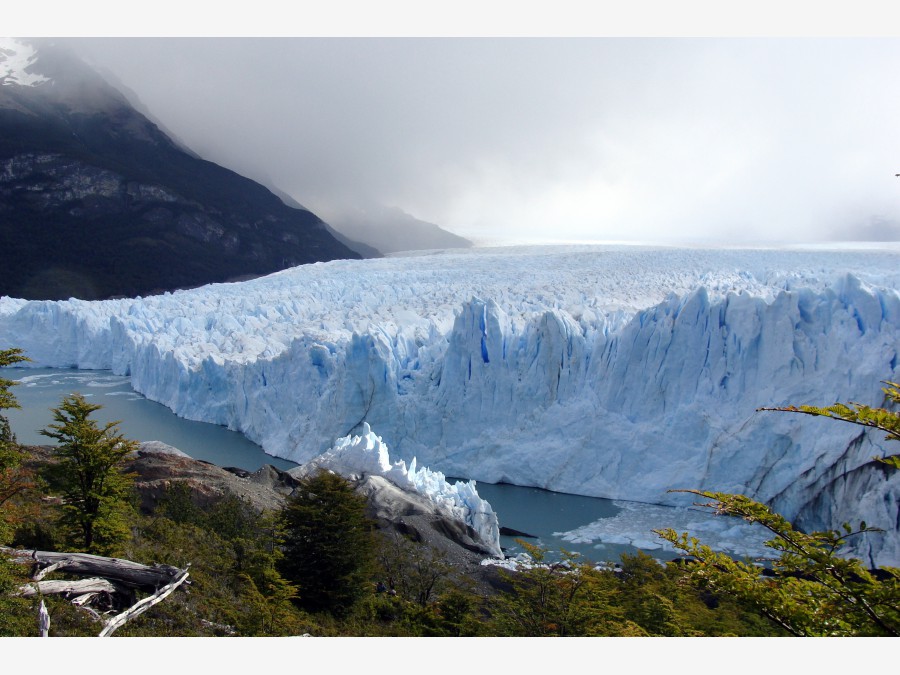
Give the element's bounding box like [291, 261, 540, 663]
[461, 480, 681, 563]
[5, 368, 297, 471]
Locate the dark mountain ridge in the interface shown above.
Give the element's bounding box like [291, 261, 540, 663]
[0, 39, 360, 300]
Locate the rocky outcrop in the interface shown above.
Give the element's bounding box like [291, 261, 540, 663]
[126, 441, 298, 513]
[123, 442, 499, 577]
[355, 474, 497, 558]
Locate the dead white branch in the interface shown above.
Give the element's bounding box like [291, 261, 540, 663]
[19, 577, 118, 598]
[3, 547, 185, 590]
[33, 559, 70, 581]
[98, 567, 191, 637]
[39, 600, 49, 637]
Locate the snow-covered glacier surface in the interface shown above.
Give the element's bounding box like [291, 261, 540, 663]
[2, 244, 900, 565]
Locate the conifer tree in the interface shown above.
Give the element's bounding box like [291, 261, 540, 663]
[277, 470, 376, 617]
[40, 393, 137, 555]
[0, 348, 29, 479]
[0, 348, 31, 543]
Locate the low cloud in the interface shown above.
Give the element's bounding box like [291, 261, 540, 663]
[63, 37, 900, 245]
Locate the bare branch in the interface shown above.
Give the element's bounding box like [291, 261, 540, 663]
[99, 567, 191, 637]
[38, 600, 49, 638]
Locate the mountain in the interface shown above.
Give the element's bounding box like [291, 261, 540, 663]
[0, 38, 360, 300]
[264, 183, 383, 258]
[321, 203, 473, 254]
[4, 245, 900, 565]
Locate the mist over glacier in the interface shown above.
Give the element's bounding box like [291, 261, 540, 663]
[2, 244, 899, 565]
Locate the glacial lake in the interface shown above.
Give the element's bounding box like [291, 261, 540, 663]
[5, 367, 735, 563]
[4, 368, 297, 471]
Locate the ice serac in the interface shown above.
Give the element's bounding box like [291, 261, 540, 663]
[1, 245, 899, 565]
[299, 423, 502, 557]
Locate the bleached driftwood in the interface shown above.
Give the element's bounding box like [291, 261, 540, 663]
[33, 559, 70, 581]
[2, 547, 185, 590]
[39, 599, 49, 638]
[4, 546, 191, 635]
[99, 568, 191, 637]
[19, 577, 120, 598]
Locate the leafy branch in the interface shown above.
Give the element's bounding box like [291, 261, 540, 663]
[658, 378, 900, 636]
[758, 380, 900, 469]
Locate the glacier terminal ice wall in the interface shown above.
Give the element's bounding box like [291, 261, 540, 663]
[2, 245, 899, 565]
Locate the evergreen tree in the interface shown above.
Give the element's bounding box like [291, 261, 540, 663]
[1, 348, 29, 480]
[40, 393, 137, 555]
[277, 470, 376, 617]
[0, 348, 31, 543]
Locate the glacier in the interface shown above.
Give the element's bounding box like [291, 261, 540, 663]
[1, 244, 899, 565]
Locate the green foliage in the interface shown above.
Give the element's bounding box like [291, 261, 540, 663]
[277, 470, 377, 617]
[483, 543, 782, 637]
[39, 393, 137, 555]
[376, 530, 456, 607]
[0, 348, 32, 544]
[759, 379, 900, 469]
[0, 348, 29, 475]
[117, 512, 312, 637]
[487, 541, 616, 636]
[656, 491, 900, 636]
[0, 555, 38, 636]
[657, 378, 900, 636]
[156, 483, 297, 606]
[430, 589, 484, 636]
[0, 347, 29, 419]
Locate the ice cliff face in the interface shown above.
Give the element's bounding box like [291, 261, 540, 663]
[2, 244, 899, 565]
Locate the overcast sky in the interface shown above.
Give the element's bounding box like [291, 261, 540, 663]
[43, 33, 900, 245]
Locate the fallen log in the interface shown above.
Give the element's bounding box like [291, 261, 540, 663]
[19, 577, 120, 598]
[33, 559, 70, 581]
[2, 547, 186, 591]
[5, 546, 191, 634]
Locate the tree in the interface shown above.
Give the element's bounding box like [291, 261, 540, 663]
[1, 348, 30, 485]
[486, 541, 623, 636]
[656, 379, 900, 637]
[0, 348, 28, 417]
[277, 470, 376, 617]
[0, 348, 32, 543]
[40, 393, 137, 555]
[759, 379, 900, 469]
[376, 530, 455, 607]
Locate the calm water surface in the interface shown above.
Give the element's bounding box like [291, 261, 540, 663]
[5, 368, 296, 471]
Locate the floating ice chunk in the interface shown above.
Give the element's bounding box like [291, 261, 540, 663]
[556, 500, 774, 559]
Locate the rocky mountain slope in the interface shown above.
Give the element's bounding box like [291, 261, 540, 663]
[0, 38, 359, 300]
[126, 442, 502, 591]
